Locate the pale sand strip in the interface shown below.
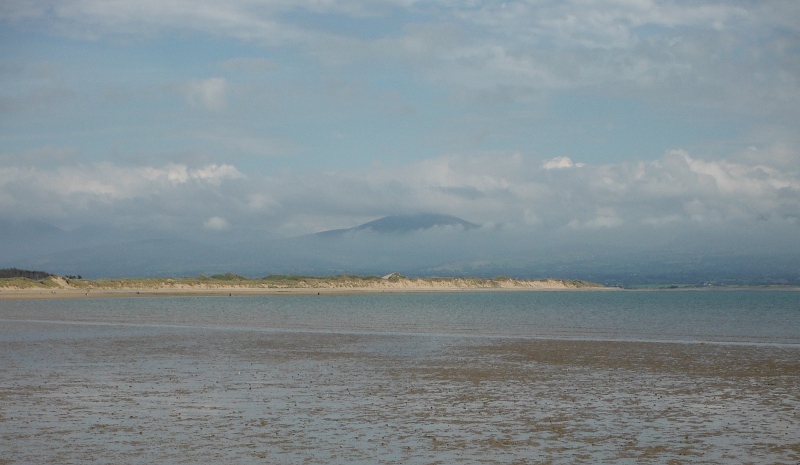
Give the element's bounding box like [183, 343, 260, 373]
[0, 276, 609, 299]
[0, 286, 605, 300]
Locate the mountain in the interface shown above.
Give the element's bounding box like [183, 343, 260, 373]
[3, 213, 798, 285]
[0, 219, 65, 263]
[0, 219, 63, 238]
[313, 213, 479, 238]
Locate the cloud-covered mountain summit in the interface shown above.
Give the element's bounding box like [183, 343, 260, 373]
[313, 213, 479, 238]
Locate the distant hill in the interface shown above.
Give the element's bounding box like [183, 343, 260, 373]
[313, 213, 479, 238]
[4, 214, 798, 286]
[0, 219, 63, 238]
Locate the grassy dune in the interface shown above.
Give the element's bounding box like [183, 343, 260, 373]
[0, 273, 603, 291]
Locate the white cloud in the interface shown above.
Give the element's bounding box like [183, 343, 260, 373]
[6, 1, 321, 45]
[379, 1, 800, 118]
[183, 78, 227, 110]
[203, 216, 230, 231]
[2, 148, 798, 235]
[190, 163, 243, 184]
[141, 163, 243, 185]
[248, 149, 800, 234]
[542, 156, 584, 170]
[3, 0, 798, 120]
[0, 159, 246, 229]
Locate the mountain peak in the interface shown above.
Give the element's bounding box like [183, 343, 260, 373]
[314, 213, 479, 238]
[355, 213, 479, 233]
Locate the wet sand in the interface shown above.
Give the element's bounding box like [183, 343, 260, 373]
[0, 286, 585, 300]
[1, 320, 798, 464]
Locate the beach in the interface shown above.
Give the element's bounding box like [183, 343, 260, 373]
[3, 290, 799, 463]
[2, 318, 799, 464]
[0, 275, 605, 300]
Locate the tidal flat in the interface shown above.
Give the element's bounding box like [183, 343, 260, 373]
[2, 319, 799, 464]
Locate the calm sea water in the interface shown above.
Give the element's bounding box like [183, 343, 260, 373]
[2, 290, 798, 345]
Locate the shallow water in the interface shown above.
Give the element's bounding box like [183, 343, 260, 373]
[2, 290, 800, 344]
[1, 291, 799, 463]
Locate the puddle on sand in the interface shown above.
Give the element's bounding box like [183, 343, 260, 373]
[1, 322, 799, 464]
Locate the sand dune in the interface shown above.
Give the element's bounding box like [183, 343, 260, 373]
[0, 275, 604, 299]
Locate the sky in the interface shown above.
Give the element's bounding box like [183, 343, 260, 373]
[1, 0, 799, 272]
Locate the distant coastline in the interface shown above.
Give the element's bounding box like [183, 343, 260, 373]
[0, 273, 605, 299]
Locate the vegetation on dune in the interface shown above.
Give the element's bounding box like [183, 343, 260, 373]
[0, 268, 53, 280]
[562, 279, 605, 288]
[0, 269, 61, 289]
[0, 268, 604, 290]
[262, 274, 317, 282]
[0, 276, 58, 289]
[210, 273, 247, 281]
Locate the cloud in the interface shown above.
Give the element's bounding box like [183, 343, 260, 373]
[2, 1, 320, 44]
[3, 1, 798, 123]
[0, 146, 798, 241]
[0, 145, 79, 166]
[203, 216, 230, 231]
[220, 57, 276, 74]
[0, 87, 75, 114]
[0, 158, 244, 229]
[141, 163, 243, 185]
[384, 1, 800, 118]
[568, 207, 623, 230]
[182, 78, 227, 110]
[192, 130, 301, 158]
[542, 156, 584, 170]
[0, 143, 800, 250]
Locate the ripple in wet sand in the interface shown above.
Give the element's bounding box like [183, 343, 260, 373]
[1, 322, 798, 464]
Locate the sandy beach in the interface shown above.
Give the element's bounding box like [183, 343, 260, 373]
[0, 275, 606, 300]
[1, 318, 798, 464]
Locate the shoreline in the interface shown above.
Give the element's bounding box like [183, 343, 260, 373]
[4, 286, 799, 300]
[3, 283, 799, 300]
[0, 284, 613, 300]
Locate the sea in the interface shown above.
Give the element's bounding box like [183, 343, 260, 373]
[2, 289, 799, 344]
[2, 290, 799, 464]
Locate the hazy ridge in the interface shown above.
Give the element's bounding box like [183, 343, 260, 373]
[3, 214, 799, 287]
